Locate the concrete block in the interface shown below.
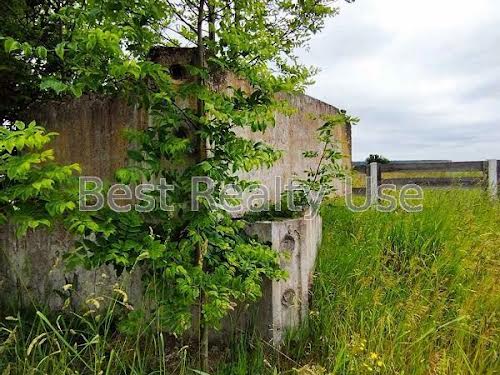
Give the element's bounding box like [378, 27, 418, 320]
[0, 224, 142, 311]
[244, 213, 322, 344]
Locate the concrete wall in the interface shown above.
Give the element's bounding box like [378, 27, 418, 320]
[28, 90, 351, 197]
[237, 93, 351, 201]
[0, 214, 322, 344]
[25, 47, 351, 190]
[28, 95, 148, 180]
[0, 224, 143, 312]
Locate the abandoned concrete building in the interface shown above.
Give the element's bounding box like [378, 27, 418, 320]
[0, 47, 352, 343]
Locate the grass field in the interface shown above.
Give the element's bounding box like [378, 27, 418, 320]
[1, 190, 499, 374]
[220, 189, 500, 374]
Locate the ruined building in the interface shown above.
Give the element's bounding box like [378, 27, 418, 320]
[0, 47, 352, 342]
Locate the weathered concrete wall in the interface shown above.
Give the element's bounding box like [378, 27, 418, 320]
[29, 90, 350, 198]
[0, 224, 143, 312]
[237, 93, 351, 201]
[187, 212, 322, 344]
[25, 47, 351, 191]
[0, 214, 322, 344]
[28, 95, 148, 180]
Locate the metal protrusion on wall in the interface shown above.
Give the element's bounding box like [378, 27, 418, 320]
[281, 288, 297, 307]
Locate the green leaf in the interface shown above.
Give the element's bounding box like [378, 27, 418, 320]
[21, 42, 32, 56]
[136, 251, 150, 262]
[14, 120, 25, 130]
[70, 84, 84, 98]
[4, 38, 20, 53]
[40, 78, 67, 94]
[32, 178, 55, 191]
[55, 42, 65, 60]
[127, 149, 144, 162]
[199, 161, 212, 172]
[35, 46, 47, 59]
[86, 34, 97, 50]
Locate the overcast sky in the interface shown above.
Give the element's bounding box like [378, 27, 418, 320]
[299, 0, 500, 162]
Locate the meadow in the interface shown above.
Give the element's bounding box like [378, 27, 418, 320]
[1, 189, 499, 374]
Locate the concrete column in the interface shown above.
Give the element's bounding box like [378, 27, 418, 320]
[487, 159, 498, 199]
[369, 162, 379, 205]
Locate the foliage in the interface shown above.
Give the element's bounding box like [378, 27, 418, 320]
[294, 112, 358, 209]
[365, 154, 389, 164]
[0, 0, 75, 122]
[281, 189, 499, 374]
[0, 120, 80, 236]
[243, 111, 358, 222]
[0, 303, 196, 374]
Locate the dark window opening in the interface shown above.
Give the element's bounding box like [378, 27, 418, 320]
[174, 126, 189, 139]
[170, 64, 187, 80]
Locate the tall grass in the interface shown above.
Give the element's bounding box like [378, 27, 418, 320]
[1, 189, 498, 374]
[0, 301, 193, 374]
[283, 189, 499, 374]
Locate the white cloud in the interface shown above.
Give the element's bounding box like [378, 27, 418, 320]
[300, 0, 500, 161]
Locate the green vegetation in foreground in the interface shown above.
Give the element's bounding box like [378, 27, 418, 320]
[1, 190, 499, 374]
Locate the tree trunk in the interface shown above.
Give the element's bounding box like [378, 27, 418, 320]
[200, 293, 209, 371]
[196, 0, 207, 162]
[208, 1, 216, 43]
[195, 4, 209, 371]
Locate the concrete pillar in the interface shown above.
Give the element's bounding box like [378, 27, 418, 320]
[369, 162, 379, 205]
[244, 214, 322, 344]
[487, 159, 498, 199]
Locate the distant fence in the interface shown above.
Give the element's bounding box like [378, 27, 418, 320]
[352, 159, 499, 200]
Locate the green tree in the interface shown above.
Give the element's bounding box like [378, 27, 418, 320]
[366, 154, 390, 164]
